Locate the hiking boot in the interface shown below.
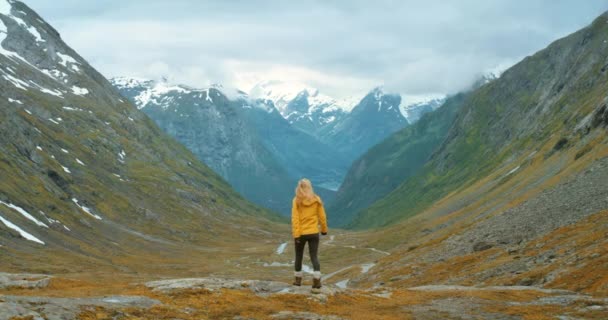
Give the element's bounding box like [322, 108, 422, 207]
[312, 278, 322, 289]
[293, 277, 302, 286]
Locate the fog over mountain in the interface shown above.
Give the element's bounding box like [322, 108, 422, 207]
[24, 0, 608, 100]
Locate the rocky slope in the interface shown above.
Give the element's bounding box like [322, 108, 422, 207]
[0, 0, 283, 273]
[350, 10, 608, 229]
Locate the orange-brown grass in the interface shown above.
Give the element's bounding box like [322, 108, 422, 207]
[70, 283, 592, 320]
[3, 273, 601, 319]
[522, 210, 608, 295]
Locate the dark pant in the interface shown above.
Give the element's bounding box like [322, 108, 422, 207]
[294, 233, 320, 272]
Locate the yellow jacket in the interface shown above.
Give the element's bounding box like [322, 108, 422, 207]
[291, 195, 328, 238]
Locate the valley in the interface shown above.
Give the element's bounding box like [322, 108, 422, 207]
[1, 1, 607, 319]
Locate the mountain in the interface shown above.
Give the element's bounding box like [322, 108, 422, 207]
[319, 87, 409, 160]
[111, 77, 299, 214]
[400, 97, 445, 123]
[237, 97, 350, 191]
[115, 77, 443, 205]
[0, 0, 281, 271]
[112, 78, 345, 212]
[281, 89, 348, 137]
[328, 93, 466, 226]
[348, 11, 608, 229]
[251, 81, 440, 157]
[249, 80, 360, 139]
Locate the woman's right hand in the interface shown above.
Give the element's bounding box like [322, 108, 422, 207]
[295, 237, 301, 244]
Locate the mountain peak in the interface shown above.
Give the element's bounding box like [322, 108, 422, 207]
[249, 80, 360, 116]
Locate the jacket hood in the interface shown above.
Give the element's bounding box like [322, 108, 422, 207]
[297, 195, 322, 206]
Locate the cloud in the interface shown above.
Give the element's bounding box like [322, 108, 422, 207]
[25, 0, 608, 97]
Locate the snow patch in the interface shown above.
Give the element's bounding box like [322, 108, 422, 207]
[276, 242, 288, 255]
[7, 97, 22, 104]
[75, 158, 85, 166]
[336, 279, 349, 289]
[0, 200, 48, 228]
[263, 262, 292, 267]
[61, 165, 71, 173]
[131, 80, 189, 108]
[56, 52, 79, 69]
[71, 86, 88, 96]
[9, 13, 44, 43]
[504, 166, 521, 178]
[118, 150, 126, 163]
[62, 106, 83, 111]
[2, 73, 30, 90]
[301, 265, 314, 274]
[38, 86, 63, 97]
[399, 94, 446, 121]
[72, 198, 102, 220]
[205, 89, 213, 103]
[41, 69, 68, 82]
[0, 1, 12, 15]
[360, 263, 375, 273]
[61, 148, 68, 153]
[0, 214, 45, 245]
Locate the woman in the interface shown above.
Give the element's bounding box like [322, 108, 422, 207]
[291, 178, 328, 289]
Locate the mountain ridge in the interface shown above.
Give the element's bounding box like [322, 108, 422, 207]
[348, 10, 608, 229]
[0, 0, 283, 272]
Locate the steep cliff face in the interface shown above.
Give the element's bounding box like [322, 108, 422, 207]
[0, 0, 281, 270]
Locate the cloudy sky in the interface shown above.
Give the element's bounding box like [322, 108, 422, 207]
[25, 0, 608, 99]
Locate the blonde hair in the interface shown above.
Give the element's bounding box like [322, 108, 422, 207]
[295, 178, 316, 204]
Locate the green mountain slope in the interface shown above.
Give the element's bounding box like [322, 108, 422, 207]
[328, 93, 466, 226]
[349, 11, 608, 229]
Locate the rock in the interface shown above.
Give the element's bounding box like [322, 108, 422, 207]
[145, 277, 343, 298]
[0, 272, 52, 289]
[0, 302, 45, 320]
[0, 295, 160, 320]
[271, 311, 346, 320]
[518, 277, 536, 286]
[473, 241, 493, 252]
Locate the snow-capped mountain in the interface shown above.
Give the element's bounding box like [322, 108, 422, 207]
[249, 80, 360, 114]
[112, 77, 346, 206]
[249, 80, 362, 137]
[111, 77, 298, 214]
[400, 97, 446, 123]
[317, 87, 409, 159]
[249, 80, 446, 139]
[111, 77, 446, 193]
